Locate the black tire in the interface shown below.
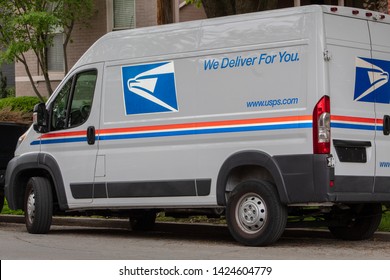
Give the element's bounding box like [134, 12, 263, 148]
[226, 180, 287, 246]
[129, 210, 157, 231]
[328, 203, 382, 241]
[24, 177, 53, 234]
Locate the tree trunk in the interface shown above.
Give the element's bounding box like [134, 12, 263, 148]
[157, 0, 173, 24]
[201, 0, 279, 18]
[258, 0, 279, 11]
[201, 0, 235, 18]
[236, 0, 260, 14]
[17, 55, 45, 102]
[63, 20, 75, 74]
[37, 44, 53, 96]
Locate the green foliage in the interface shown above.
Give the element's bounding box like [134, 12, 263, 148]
[5, 87, 16, 98]
[0, 0, 94, 99]
[379, 206, 390, 232]
[0, 96, 42, 113]
[0, 96, 42, 123]
[0, 1, 60, 64]
[1, 199, 24, 215]
[185, 0, 202, 8]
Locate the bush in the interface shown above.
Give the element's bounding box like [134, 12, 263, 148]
[5, 87, 16, 98]
[0, 96, 42, 113]
[0, 96, 42, 124]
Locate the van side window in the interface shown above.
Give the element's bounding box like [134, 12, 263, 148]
[51, 79, 72, 131]
[50, 70, 97, 131]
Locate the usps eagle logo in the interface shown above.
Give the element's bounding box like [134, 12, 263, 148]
[122, 61, 178, 115]
[354, 57, 390, 104]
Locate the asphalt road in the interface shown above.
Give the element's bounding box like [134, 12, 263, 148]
[1, 215, 390, 260]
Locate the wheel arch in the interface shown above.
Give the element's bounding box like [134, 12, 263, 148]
[5, 153, 68, 211]
[216, 150, 289, 206]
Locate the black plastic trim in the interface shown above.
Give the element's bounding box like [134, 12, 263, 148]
[273, 154, 333, 203]
[333, 139, 372, 148]
[216, 151, 288, 205]
[70, 179, 212, 199]
[5, 153, 68, 210]
[375, 177, 390, 193]
[333, 140, 371, 163]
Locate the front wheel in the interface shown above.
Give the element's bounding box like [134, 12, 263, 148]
[24, 177, 53, 234]
[226, 180, 287, 246]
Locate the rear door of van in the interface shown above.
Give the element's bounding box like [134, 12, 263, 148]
[368, 20, 390, 194]
[325, 13, 376, 193]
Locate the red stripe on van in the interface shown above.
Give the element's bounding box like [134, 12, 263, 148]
[98, 115, 312, 135]
[40, 115, 312, 139]
[332, 115, 384, 125]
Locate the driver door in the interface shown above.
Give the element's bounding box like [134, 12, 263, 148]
[40, 63, 103, 207]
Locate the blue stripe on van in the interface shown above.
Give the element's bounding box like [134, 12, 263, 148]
[98, 123, 312, 141]
[331, 123, 377, 131]
[31, 137, 87, 145]
[31, 123, 312, 145]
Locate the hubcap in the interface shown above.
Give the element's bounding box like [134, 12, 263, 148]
[26, 191, 35, 224]
[236, 193, 266, 234]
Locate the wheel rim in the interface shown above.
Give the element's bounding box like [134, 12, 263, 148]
[236, 192, 267, 234]
[26, 190, 35, 224]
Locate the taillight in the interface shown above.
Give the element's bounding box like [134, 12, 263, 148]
[313, 95, 330, 154]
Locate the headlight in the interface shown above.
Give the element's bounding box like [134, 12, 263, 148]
[16, 132, 27, 150]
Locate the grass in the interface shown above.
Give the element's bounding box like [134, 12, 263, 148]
[1, 199, 23, 215]
[1, 200, 390, 232]
[379, 206, 390, 232]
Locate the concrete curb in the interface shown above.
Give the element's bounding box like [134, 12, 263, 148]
[0, 214, 130, 229]
[2, 214, 390, 239]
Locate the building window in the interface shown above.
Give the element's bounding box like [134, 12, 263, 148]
[47, 33, 64, 72]
[113, 0, 136, 30]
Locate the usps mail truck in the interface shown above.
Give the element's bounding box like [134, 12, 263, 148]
[5, 5, 390, 246]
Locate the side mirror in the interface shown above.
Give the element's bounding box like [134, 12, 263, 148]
[33, 103, 48, 133]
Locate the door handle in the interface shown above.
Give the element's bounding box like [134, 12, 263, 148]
[384, 115, 390, 136]
[87, 126, 96, 145]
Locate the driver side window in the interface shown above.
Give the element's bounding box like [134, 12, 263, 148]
[50, 70, 97, 131]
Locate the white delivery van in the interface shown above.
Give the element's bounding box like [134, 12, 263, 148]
[5, 5, 390, 246]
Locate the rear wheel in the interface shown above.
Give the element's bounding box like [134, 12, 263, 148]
[24, 177, 53, 234]
[226, 180, 287, 246]
[129, 210, 157, 231]
[328, 203, 382, 240]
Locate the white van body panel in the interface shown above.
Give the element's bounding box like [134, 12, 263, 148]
[369, 21, 390, 193]
[86, 8, 320, 209]
[7, 5, 390, 212]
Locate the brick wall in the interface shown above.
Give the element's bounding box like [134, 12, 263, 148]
[136, 0, 157, 27]
[179, 1, 207, 22]
[66, 0, 107, 69]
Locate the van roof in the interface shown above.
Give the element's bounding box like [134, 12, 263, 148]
[73, 5, 388, 69]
